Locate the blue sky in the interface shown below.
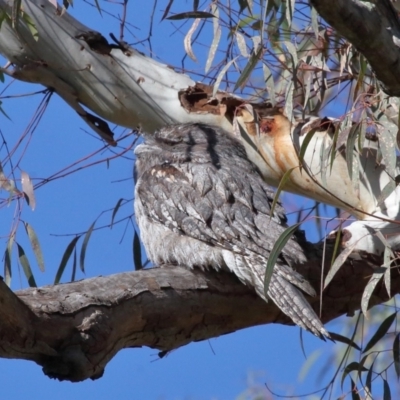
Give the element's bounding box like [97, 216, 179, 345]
[0, 1, 394, 399]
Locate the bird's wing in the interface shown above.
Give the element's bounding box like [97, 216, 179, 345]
[136, 160, 313, 295]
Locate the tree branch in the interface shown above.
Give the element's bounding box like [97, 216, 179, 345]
[310, 0, 400, 96]
[0, 238, 397, 382]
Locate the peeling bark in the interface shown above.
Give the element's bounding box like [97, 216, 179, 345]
[0, 238, 397, 382]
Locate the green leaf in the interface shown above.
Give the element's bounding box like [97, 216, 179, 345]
[0, 100, 10, 120]
[310, 7, 319, 39]
[110, 198, 124, 228]
[234, 46, 263, 91]
[298, 128, 318, 165]
[265, 223, 301, 296]
[270, 168, 296, 216]
[361, 268, 386, 317]
[350, 377, 361, 400]
[284, 41, 298, 67]
[327, 332, 361, 351]
[365, 359, 374, 393]
[24, 222, 45, 272]
[262, 63, 276, 106]
[17, 243, 36, 287]
[341, 362, 367, 389]
[376, 180, 398, 209]
[80, 221, 96, 273]
[161, 0, 174, 21]
[3, 236, 13, 287]
[383, 378, 391, 400]
[346, 124, 360, 186]
[363, 312, 397, 353]
[238, 0, 251, 14]
[213, 57, 238, 97]
[54, 236, 81, 284]
[21, 12, 38, 41]
[71, 248, 77, 282]
[284, 0, 295, 27]
[11, 0, 21, 28]
[393, 332, 400, 379]
[133, 229, 143, 270]
[284, 79, 294, 122]
[166, 11, 215, 20]
[324, 243, 357, 289]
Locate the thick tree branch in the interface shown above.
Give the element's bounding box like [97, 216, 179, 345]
[310, 0, 400, 95]
[0, 238, 398, 382]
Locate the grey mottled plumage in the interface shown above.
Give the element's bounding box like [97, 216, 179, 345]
[134, 123, 329, 339]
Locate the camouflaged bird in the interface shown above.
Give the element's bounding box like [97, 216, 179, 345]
[134, 123, 329, 339]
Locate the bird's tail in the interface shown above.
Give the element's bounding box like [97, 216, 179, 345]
[267, 272, 330, 340]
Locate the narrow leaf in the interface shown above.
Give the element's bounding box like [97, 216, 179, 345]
[310, 7, 319, 39]
[270, 168, 296, 216]
[24, 222, 44, 272]
[284, 79, 294, 122]
[298, 128, 318, 164]
[3, 236, 13, 287]
[365, 359, 374, 394]
[236, 32, 248, 57]
[71, 248, 77, 282]
[327, 332, 361, 351]
[205, 4, 221, 73]
[80, 221, 96, 273]
[324, 242, 358, 289]
[346, 124, 360, 183]
[111, 198, 124, 228]
[234, 46, 263, 91]
[161, 0, 174, 21]
[167, 11, 215, 20]
[383, 378, 391, 400]
[184, 18, 201, 62]
[383, 248, 392, 298]
[342, 363, 367, 390]
[17, 243, 36, 287]
[350, 377, 361, 400]
[262, 63, 275, 106]
[54, 236, 81, 284]
[363, 312, 397, 353]
[238, 0, 251, 14]
[265, 223, 301, 295]
[11, 0, 21, 28]
[133, 229, 143, 270]
[21, 170, 36, 210]
[213, 57, 238, 97]
[21, 12, 39, 41]
[393, 333, 400, 380]
[0, 161, 16, 193]
[361, 269, 386, 317]
[284, 41, 298, 66]
[376, 180, 397, 208]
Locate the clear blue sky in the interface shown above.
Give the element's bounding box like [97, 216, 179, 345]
[0, 1, 393, 399]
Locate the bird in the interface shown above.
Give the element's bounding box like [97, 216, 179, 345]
[134, 123, 329, 339]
